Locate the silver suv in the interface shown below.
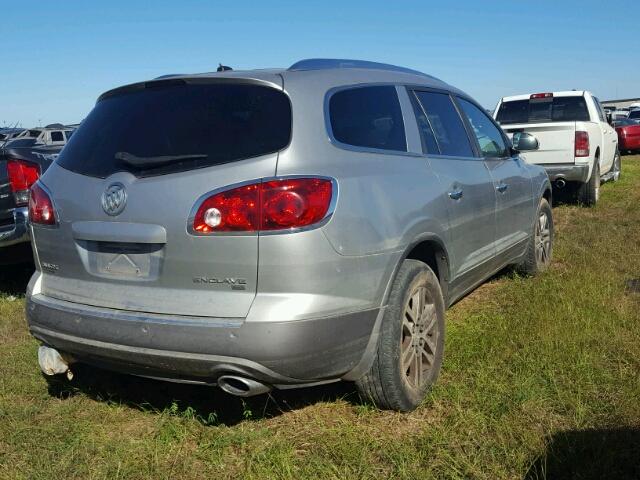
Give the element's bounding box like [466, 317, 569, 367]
[26, 59, 553, 411]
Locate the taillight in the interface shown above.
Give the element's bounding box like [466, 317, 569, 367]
[530, 93, 553, 99]
[575, 131, 590, 157]
[7, 159, 40, 206]
[192, 177, 334, 233]
[28, 183, 57, 226]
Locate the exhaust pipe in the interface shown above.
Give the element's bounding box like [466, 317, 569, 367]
[217, 375, 272, 397]
[555, 178, 566, 189]
[38, 346, 75, 380]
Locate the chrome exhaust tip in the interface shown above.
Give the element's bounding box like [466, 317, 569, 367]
[217, 375, 271, 397]
[555, 178, 566, 189]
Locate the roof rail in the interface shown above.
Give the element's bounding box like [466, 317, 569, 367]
[154, 74, 186, 80]
[288, 58, 435, 79]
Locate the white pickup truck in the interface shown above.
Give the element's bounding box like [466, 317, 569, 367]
[494, 91, 621, 206]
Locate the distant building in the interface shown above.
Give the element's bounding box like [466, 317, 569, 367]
[601, 98, 640, 109]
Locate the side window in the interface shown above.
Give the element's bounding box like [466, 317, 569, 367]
[50, 131, 64, 143]
[410, 95, 439, 154]
[413, 91, 474, 157]
[329, 86, 407, 152]
[593, 97, 606, 122]
[457, 98, 508, 158]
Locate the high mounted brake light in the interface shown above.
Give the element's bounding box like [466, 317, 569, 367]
[192, 177, 334, 233]
[530, 93, 553, 99]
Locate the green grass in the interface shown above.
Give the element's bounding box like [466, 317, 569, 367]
[1, 157, 640, 479]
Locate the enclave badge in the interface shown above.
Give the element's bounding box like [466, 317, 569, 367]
[101, 183, 127, 216]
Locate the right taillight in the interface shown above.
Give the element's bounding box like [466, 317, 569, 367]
[192, 177, 334, 234]
[28, 183, 57, 226]
[7, 158, 40, 206]
[575, 131, 590, 157]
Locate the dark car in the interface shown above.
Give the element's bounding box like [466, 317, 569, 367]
[0, 126, 74, 263]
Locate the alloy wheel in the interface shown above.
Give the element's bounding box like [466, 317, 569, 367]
[535, 211, 552, 266]
[401, 285, 439, 389]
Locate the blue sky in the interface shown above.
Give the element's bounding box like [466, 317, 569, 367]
[1, 1, 638, 127]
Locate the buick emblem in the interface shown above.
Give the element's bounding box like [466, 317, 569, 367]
[101, 183, 127, 216]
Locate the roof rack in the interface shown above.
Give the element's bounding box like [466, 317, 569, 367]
[288, 58, 435, 79]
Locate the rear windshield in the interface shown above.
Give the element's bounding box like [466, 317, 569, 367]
[57, 82, 292, 178]
[496, 96, 590, 124]
[628, 110, 640, 119]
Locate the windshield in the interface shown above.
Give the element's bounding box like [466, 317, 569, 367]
[496, 96, 590, 124]
[57, 82, 292, 178]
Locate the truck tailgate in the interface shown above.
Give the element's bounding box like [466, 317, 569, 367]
[502, 122, 576, 165]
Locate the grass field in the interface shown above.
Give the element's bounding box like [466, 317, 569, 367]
[1, 157, 639, 479]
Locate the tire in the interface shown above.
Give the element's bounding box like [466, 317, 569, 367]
[577, 161, 600, 206]
[610, 149, 621, 182]
[517, 198, 553, 276]
[356, 259, 445, 412]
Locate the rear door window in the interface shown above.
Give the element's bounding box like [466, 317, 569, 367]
[413, 91, 474, 157]
[329, 86, 407, 152]
[496, 96, 590, 124]
[57, 82, 292, 178]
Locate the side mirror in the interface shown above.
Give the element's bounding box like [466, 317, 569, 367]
[606, 113, 614, 125]
[512, 132, 539, 151]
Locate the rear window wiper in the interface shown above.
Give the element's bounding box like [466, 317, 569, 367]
[115, 151, 208, 168]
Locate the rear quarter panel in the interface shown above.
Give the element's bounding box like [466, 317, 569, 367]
[271, 72, 451, 312]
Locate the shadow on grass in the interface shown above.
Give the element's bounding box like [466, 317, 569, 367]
[0, 261, 34, 296]
[550, 185, 578, 207]
[525, 427, 640, 480]
[46, 363, 361, 426]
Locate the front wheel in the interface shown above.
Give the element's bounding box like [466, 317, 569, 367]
[356, 259, 445, 412]
[517, 198, 554, 276]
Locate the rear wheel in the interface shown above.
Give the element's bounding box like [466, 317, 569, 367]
[577, 162, 600, 206]
[517, 198, 553, 276]
[356, 259, 445, 412]
[611, 149, 621, 182]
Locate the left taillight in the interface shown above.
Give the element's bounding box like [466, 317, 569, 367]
[7, 159, 40, 206]
[192, 177, 334, 234]
[29, 183, 57, 226]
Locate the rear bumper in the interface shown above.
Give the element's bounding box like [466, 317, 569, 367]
[0, 207, 29, 248]
[26, 292, 378, 387]
[542, 164, 590, 183]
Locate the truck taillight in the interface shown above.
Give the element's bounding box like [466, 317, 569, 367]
[575, 131, 590, 157]
[530, 93, 553, 99]
[29, 183, 57, 226]
[7, 159, 40, 206]
[192, 177, 334, 233]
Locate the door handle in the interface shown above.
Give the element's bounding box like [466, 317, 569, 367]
[496, 183, 509, 193]
[448, 189, 463, 200]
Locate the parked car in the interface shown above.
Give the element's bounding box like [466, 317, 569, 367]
[27, 59, 553, 412]
[0, 125, 75, 263]
[613, 118, 640, 154]
[627, 109, 640, 122]
[494, 91, 620, 206]
[613, 110, 630, 120]
[0, 128, 25, 146]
